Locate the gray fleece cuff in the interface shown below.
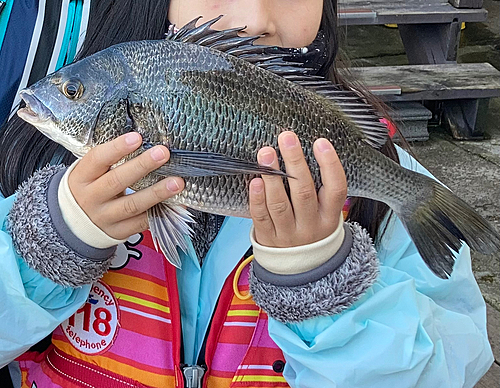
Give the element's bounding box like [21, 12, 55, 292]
[252, 224, 353, 286]
[8, 165, 115, 287]
[249, 223, 379, 323]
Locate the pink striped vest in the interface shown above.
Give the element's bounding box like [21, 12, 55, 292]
[17, 231, 291, 388]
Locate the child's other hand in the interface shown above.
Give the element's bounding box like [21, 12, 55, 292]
[249, 131, 347, 248]
[68, 133, 185, 240]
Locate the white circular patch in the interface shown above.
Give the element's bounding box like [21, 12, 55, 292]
[61, 281, 120, 355]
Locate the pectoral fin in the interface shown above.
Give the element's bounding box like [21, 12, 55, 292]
[155, 149, 288, 178]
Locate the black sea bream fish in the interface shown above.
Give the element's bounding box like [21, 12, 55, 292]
[17, 17, 500, 277]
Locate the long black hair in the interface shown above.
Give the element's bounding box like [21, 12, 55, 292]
[0, 0, 171, 198]
[0, 0, 401, 241]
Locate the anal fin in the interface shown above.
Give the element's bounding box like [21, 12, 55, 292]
[148, 202, 195, 268]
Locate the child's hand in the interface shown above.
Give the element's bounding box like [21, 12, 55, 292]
[68, 133, 185, 240]
[249, 131, 347, 248]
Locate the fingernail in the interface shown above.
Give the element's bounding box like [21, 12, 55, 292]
[282, 133, 297, 148]
[166, 178, 180, 192]
[317, 139, 333, 153]
[125, 132, 141, 145]
[260, 151, 274, 166]
[252, 180, 264, 194]
[151, 147, 166, 161]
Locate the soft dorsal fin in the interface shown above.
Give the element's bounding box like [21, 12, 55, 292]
[167, 17, 389, 148]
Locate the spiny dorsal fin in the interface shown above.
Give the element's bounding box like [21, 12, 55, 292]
[166, 16, 322, 75]
[167, 17, 388, 148]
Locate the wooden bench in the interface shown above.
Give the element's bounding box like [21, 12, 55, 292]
[336, 0, 497, 139]
[337, 0, 487, 26]
[350, 63, 500, 139]
[337, 0, 484, 65]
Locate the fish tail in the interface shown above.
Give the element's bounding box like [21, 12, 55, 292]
[394, 174, 500, 279]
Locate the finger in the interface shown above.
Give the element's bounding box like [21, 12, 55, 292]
[106, 212, 150, 240]
[257, 146, 295, 233]
[249, 177, 276, 245]
[314, 139, 347, 226]
[90, 145, 170, 200]
[74, 132, 142, 184]
[278, 132, 318, 225]
[104, 176, 184, 223]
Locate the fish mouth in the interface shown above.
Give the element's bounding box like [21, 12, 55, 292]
[17, 89, 56, 124]
[17, 89, 87, 158]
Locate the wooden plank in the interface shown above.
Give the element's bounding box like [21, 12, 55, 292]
[350, 63, 500, 101]
[449, 0, 484, 9]
[338, 0, 488, 25]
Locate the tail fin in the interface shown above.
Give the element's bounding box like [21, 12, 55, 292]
[396, 175, 500, 279]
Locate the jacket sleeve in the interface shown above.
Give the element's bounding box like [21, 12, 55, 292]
[0, 194, 91, 368]
[264, 148, 494, 388]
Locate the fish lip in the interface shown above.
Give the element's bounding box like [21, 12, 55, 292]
[17, 89, 56, 124]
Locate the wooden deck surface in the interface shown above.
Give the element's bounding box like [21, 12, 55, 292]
[338, 0, 488, 25]
[350, 63, 500, 101]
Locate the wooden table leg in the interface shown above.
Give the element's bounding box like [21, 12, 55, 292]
[398, 22, 461, 64]
[398, 22, 486, 139]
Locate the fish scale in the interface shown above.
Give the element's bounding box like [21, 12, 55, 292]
[17, 17, 500, 277]
[118, 41, 425, 215]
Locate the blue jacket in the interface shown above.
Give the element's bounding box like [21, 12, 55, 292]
[0, 148, 493, 387]
[0, 2, 494, 385]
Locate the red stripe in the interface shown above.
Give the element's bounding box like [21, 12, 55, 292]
[119, 308, 173, 341]
[259, 311, 269, 320]
[208, 369, 236, 378]
[239, 348, 286, 367]
[163, 256, 183, 387]
[225, 315, 259, 323]
[218, 326, 256, 344]
[205, 259, 244, 378]
[228, 304, 259, 311]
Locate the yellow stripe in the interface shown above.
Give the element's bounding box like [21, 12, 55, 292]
[227, 310, 260, 317]
[103, 272, 169, 302]
[233, 375, 288, 383]
[114, 292, 170, 314]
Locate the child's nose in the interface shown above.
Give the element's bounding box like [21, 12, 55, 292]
[237, 0, 277, 40]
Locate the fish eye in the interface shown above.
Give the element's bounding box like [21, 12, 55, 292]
[62, 79, 84, 100]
